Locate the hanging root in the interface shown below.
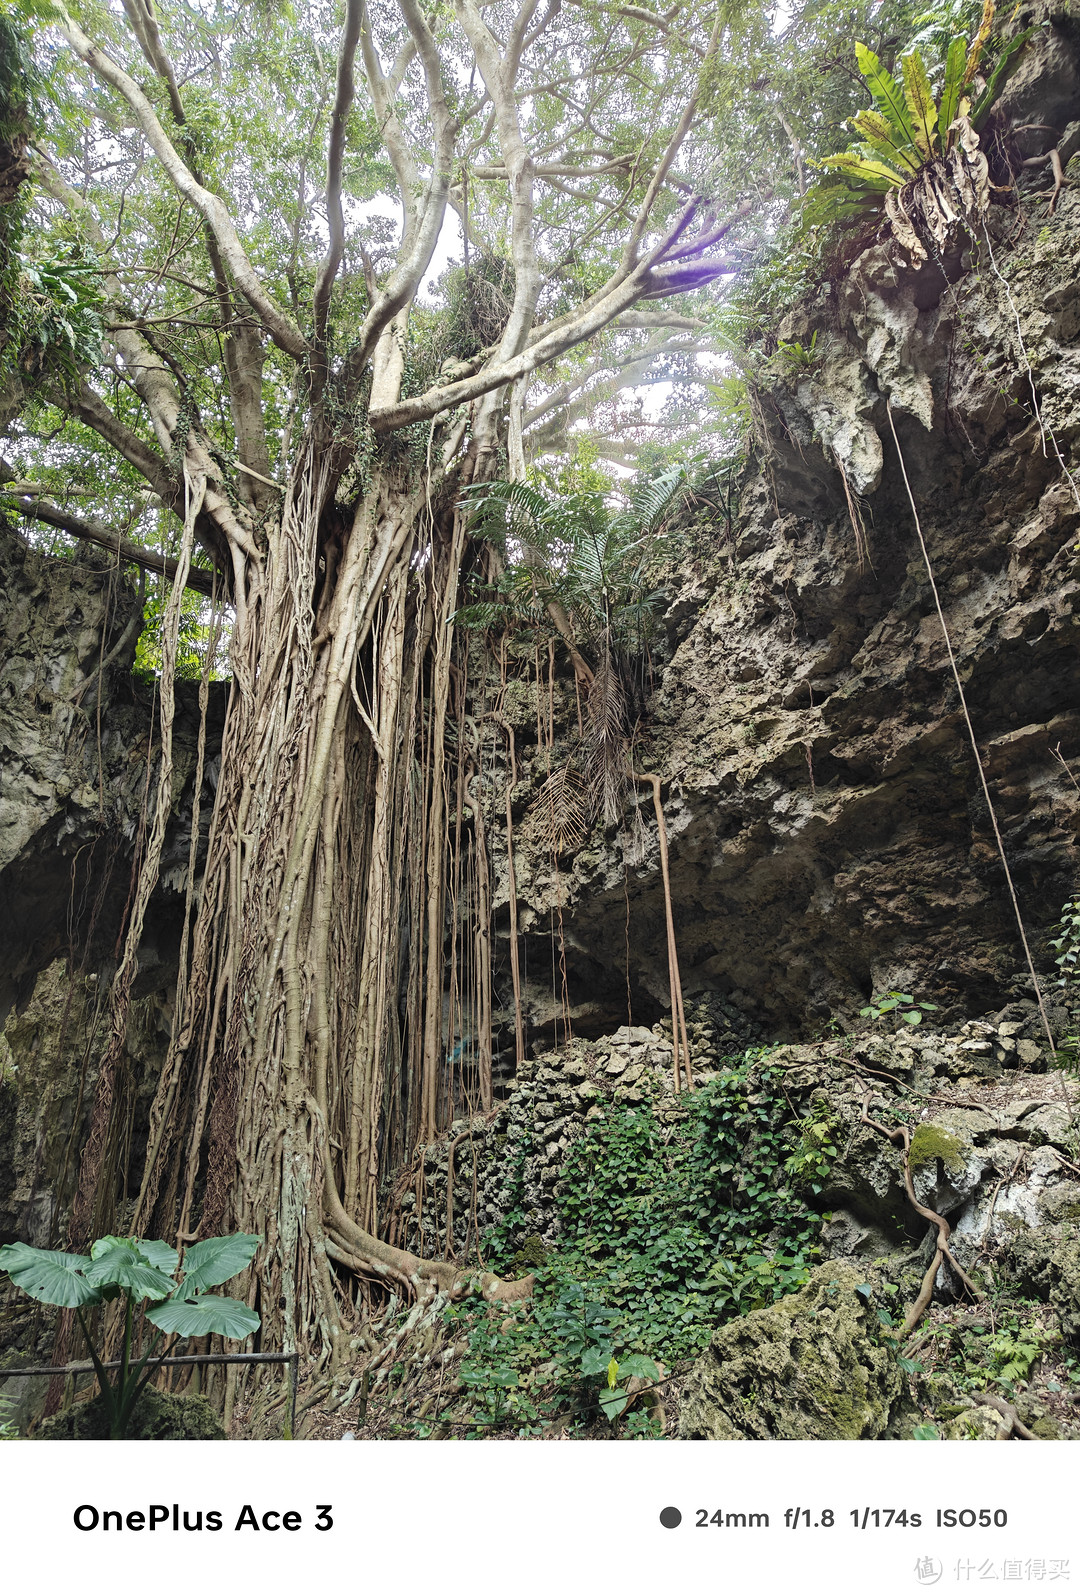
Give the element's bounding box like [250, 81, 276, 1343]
[633, 772, 692, 1091]
[860, 1093, 982, 1339]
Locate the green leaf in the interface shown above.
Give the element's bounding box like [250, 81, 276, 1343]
[971, 29, 1037, 130]
[938, 36, 967, 150]
[598, 1387, 629, 1422]
[912, 1423, 941, 1440]
[855, 41, 919, 152]
[134, 1239, 180, 1274]
[89, 1235, 136, 1260]
[84, 1249, 175, 1302]
[178, 1233, 260, 1296]
[0, 1242, 101, 1308]
[817, 152, 904, 191]
[580, 1345, 611, 1377]
[902, 1010, 923, 1025]
[146, 1293, 260, 1340]
[852, 109, 921, 173]
[901, 51, 937, 159]
[618, 1354, 661, 1382]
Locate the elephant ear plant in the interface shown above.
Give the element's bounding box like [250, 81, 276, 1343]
[0, 1233, 260, 1438]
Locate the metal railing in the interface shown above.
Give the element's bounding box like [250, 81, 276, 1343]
[2, 1350, 300, 1436]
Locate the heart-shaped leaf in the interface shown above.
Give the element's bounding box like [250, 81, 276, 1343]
[179, 1234, 260, 1296]
[0, 1243, 101, 1309]
[598, 1387, 629, 1422]
[580, 1345, 612, 1378]
[147, 1293, 260, 1340]
[618, 1354, 661, 1382]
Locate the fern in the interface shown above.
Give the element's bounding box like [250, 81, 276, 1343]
[937, 36, 967, 151]
[806, 8, 1035, 235]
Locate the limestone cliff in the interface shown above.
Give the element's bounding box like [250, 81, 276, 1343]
[487, 145, 1080, 1054]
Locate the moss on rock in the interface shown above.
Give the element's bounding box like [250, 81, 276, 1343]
[678, 1260, 907, 1440]
[908, 1124, 967, 1174]
[37, 1387, 225, 1440]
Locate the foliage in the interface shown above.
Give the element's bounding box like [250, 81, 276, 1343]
[1050, 897, 1080, 989]
[809, 5, 1035, 211]
[783, 1098, 841, 1193]
[0, 1391, 17, 1439]
[1, 246, 105, 392]
[459, 465, 686, 657]
[1049, 895, 1080, 1065]
[0, 1233, 260, 1439]
[446, 1050, 838, 1436]
[133, 580, 225, 683]
[922, 1311, 1057, 1399]
[457, 462, 690, 824]
[859, 990, 940, 1027]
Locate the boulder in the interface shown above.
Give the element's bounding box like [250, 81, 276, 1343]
[37, 1387, 226, 1440]
[679, 1261, 907, 1440]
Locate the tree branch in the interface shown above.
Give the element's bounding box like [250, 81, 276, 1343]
[314, 0, 363, 346]
[57, 10, 308, 360]
[14, 499, 218, 597]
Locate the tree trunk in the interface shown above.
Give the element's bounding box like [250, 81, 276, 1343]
[98, 438, 515, 1357]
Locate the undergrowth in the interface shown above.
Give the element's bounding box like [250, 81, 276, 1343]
[433, 1049, 840, 1438]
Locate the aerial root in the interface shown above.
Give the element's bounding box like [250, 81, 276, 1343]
[970, 1391, 1040, 1441]
[860, 1093, 983, 1340]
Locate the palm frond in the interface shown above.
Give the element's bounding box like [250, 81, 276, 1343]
[529, 765, 589, 855]
[585, 647, 630, 829]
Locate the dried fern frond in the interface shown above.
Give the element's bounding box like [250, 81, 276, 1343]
[529, 764, 588, 855]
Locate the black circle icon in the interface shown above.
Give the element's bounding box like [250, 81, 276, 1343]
[659, 1507, 682, 1529]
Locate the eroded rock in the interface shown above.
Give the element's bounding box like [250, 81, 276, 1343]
[678, 1261, 908, 1440]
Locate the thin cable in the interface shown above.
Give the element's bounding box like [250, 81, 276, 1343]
[886, 401, 1056, 1051]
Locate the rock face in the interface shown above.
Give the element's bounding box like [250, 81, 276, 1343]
[678, 1260, 908, 1440]
[1005, 1224, 1080, 1342]
[0, 524, 222, 1246]
[487, 181, 1080, 1051]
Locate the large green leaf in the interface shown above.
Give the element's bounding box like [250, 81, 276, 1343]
[819, 152, 904, 190]
[0, 1242, 102, 1308]
[901, 51, 937, 159]
[146, 1294, 261, 1340]
[938, 37, 967, 150]
[90, 1235, 137, 1260]
[84, 1250, 175, 1302]
[178, 1233, 260, 1296]
[855, 42, 918, 153]
[134, 1239, 180, 1275]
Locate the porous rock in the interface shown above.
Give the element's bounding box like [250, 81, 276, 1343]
[678, 1261, 907, 1440]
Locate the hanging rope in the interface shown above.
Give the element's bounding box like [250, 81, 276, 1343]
[885, 400, 1056, 1053]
